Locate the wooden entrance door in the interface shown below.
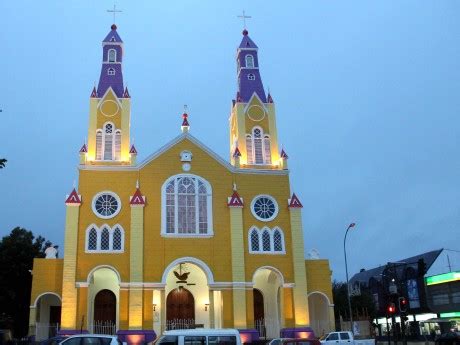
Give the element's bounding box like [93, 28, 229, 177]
[166, 288, 195, 324]
[94, 289, 116, 324]
[253, 288, 265, 321]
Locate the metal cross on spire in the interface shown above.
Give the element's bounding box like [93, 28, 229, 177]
[237, 10, 252, 30]
[107, 4, 122, 24]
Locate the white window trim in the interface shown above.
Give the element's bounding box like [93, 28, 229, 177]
[250, 194, 279, 222]
[247, 127, 272, 166]
[108, 48, 117, 62]
[245, 54, 255, 68]
[160, 173, 214, 237]
[95, 122, 122, 162]
[248, 226, 286, 255]
[85, 224, 125, 253]
[92, 190, 122, 219]
[107, 67, 116, 75]
[248, 73, 256, 80]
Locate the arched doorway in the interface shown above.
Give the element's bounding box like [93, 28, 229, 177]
[308, 292, 332, 336]
[94, 289, 116, 334]
[33, 293, 61, 341]
[253, 289, 265, 336]
[253, 267, 283, 339]
[166, 288, 195, 329]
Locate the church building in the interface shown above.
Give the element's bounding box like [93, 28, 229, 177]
[29, 24, 335, 343]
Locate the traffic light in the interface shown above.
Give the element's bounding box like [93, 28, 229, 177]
[418, 258, 427, 276]
[399, 297, 408, 312]
[401, 315, 409, 322]
[387, 303, 396, 315]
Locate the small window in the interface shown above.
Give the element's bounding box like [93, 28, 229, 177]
[157, 336, 178, 345]
[82, 338, 102, 345]
[208, 336, 237, 345]
[184, 337, 206, 345]
[101, 228, 110, 250]
[250, 229, 260, 252]
[88, 228, 98, 250]
[108, 68, 115, 76]
[340, 333, 350, 340]
[327, 334, 339, 341]
[108, 49, 116, 62]
[245, 54, 254, 68]
[62, 339, 82, 345]
[248, 74, 255, 80]
[262, 230, 271, 251]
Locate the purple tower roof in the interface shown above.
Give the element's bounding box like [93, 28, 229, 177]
[97, 24, 124, 98]
[236, 30, 266, 103]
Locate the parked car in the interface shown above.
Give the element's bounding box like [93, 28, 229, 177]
[435, 331, 460, 345]
[40, 336, 68, 345]
[320, 332, 374, 345]
[155, 329, 242, 345]
[58, 334, 123, 345]
[268, 338, 320, 345]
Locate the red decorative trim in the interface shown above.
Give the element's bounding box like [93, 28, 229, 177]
[65, 188, 81, 205]
[288, 193, 303, 208]
[123, 87, 131, 98]
[129, 145, 137, 155]
[228, 191, 244, 207]
[130, 188, 146, 206]
[79, 144, 88, 153]
[90, 87, 97, 98]
[280, 149, 288, 159]
[182, 113, 190, 127]
[233, 147, 242, 158]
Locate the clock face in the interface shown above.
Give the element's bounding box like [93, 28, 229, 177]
[247, 105, 265, 122]
[100, 100, 120, 117]
[182, 163, 191, 172]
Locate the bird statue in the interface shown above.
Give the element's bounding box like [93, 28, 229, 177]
[174, 270, 190, 282]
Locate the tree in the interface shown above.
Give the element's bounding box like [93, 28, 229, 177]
[0, 227, 51, 338]
[333, 280, 377, 323]
[0, 158, 6, 169]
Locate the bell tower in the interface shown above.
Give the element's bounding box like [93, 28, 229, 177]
[229, 29, 280, 168]
[83, 24, 133, 165]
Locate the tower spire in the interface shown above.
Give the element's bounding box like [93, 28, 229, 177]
[97, 25, 124, 98]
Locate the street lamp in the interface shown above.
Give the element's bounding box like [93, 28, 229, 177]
[344, 222, 356, 334]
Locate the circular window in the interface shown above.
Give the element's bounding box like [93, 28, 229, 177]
[251, 195, 278, 222]
[92, 192, 121, 219]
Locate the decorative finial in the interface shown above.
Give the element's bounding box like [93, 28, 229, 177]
[107, 4, 122, 25]
[72, 180, 76, 189]
[136, 179, 139, 189]
[233, 182, 237, 191]
[181, 105, 190, 132]
[237, 10, 252, 32]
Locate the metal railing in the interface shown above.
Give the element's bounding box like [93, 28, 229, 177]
[255, 318, 280, 339]
[34, 323, 60, 341]
[91, 321, 116, 335]
[165, 319, 197, 331]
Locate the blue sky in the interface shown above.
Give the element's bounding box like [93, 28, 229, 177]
[1, 1, 459, 281]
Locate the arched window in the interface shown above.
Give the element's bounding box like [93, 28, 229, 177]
[85, 225, 125, 253]
[88, 228, 98, 250]
[248, 73, 255, 81]
[273, 228, 284, 252]
[247, 127, 272, 165]
[101, 228, 110, 250]
[107, 68, 115, 76]
[162, 175, 213, 236]
[95, 130, 103, 160]
[246, 135, 254, 164]
[263, 135, 271, 164]
[245, 54, 254, 68]
[250, 228, 260, 252]
[104, 124, 113, 160]
[108, 49, 116, 62]
[262, 229, 271, 251]
[114, 130, 121, 160]
[112, 227, 122, 250]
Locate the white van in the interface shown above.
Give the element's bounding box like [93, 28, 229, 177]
[155, 329, 242, 345]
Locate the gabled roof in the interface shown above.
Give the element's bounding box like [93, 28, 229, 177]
[103, 25, 123, 43]
[349, 249, 443, 286]
[228, 191, 244, 207]
[239, 30, 258, 49]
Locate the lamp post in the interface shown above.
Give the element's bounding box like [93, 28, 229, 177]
[344, 222, 356, 334]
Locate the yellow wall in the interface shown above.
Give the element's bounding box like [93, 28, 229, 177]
[30, 259, 63, 305]
[305, 260, 334, 302]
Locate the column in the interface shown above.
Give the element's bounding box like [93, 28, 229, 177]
[209, 290, 215, 328]
[288, 194, 309, 327]
[129, 187, 145, 329]
[28, 307, 36, 336]
[61, 189, 81, 330]
[228, 190, 247, 328]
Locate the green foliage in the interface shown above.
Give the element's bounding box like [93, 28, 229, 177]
[333, 280, 377, 322]
[0, 158, 6, 169]
[0, 227, 51, 338]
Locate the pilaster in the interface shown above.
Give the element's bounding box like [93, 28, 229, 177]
[87, 97, 98, 161]
[129, 187, 145, 329]
[121, 97, 131, 162]
[61, 189, 81, 330]
[228, 190, 247, 328]
[288, 194, 310, 327]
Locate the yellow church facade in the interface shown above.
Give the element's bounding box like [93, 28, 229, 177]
[29, 24, 335, 343]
